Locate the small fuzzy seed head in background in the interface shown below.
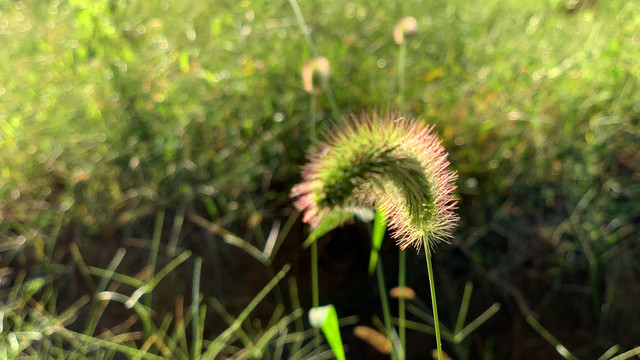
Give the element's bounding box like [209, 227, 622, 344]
[393, 16, 418, 45]
[353, 326, 392, 354]
[302, 57, 330, 94]
[291, 112, 458, 251]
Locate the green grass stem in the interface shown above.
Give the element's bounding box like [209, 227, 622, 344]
[288, 277, 305, 360]
[202, 264, 291, 359]
[376, 257, 400, 360]
[65, 330, 166, 360]
[609, 346, 640, 360]
[167, 200, 187, 256]
[596, 345, 621, 360]
[244, 309, 303, 359]
[398, 41, 407, 111]
[453, 303, 501, 343]
[192, 257, 202, 360]
[525, 315, 578, 360]
[454, 281, 473, 335]
[398, 250, 406, 351]
[84, 247, 127, 346]
[147, 211, 164, 309]
[288, 0, 341, 122]
[311, 94, 317, 142]
[311, 240, 321, 356]
[423, 243, 443, 360]
[69, 243, 96, 293]
[391, 318, 455, 343]
[208, 297, 253, 348]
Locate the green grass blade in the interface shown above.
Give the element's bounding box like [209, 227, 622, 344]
[308, 305, 345, 360]
[368, 208, 387, 275]
[125, 250, 191, 308]
[454, 281, 474, 335]
[201, 264, 291, 359]
[241, 309, 303, 359]
[609, 346, 640, 360]
[65, 331, 166, 360]
[454, 303, 500, 343]
[146, 211, 165, 309]
[69, 243, 97, 292]
[207, 297, 252, 348]
[192, 257, 202, 360]
[301, 210, 352, 248]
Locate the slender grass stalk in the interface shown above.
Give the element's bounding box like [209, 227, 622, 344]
[61, 331, 166, 360]
[308, 248, 318, 306]
[305, 57, 322, 357]
[288, 0, 341, 121]
[609, 346, 640, 360]
[526, 315, 578, 360]
[167, 200, 187, 256]
[246, 309, 303, 358]
[310, 94, 317, 143]
[454, 281, 473, 335]
[423, 245, 443, 360]
[398, 41, 407, 111]
[208, 297, 252, 348]
[288, 277, 304, 360]
[311, 238, 321, 354]
[147, 211, 164, 310]
[597, 345, 621, 360]
[81, 247, 127, 358]
[192, 257, 202, 360]
[398, 250, 406, 350]
[375, 257, 399, 360]
[201, 264, 290, 359]
[395, 18, 411, 352]
[70, 243, 97, 293]
[125, 250, 192, 309]
[453, 303, 501, 343]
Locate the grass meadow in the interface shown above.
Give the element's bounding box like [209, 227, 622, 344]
[1, 0, 639, 358]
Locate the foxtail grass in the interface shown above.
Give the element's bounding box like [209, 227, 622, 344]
[291, 111, 458, 359]
[291, 112, 458, 251]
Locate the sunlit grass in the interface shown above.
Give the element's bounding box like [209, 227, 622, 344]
[1, 0, 639, 358]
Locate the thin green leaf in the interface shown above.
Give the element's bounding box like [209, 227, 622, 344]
[368, 208, 388, 275]
[308, 305, 345, 360]
[302, 210, 353, 248]
[201, 264, 291, 359]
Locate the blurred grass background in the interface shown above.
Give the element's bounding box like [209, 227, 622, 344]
[1, 0, 639, 358]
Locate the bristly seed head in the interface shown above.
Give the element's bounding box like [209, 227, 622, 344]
[302, 57, 330, 94]
[291, 112, 458, 251]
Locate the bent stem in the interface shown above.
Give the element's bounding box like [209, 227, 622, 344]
[423, 239, 443, 360]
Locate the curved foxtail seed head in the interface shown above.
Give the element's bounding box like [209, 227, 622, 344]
[291, 112, 458, 251]
[302, 57, 330, 94]
[393, 17, 418, 45]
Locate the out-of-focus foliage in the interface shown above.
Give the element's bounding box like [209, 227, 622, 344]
[0, 0, 308, 228]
